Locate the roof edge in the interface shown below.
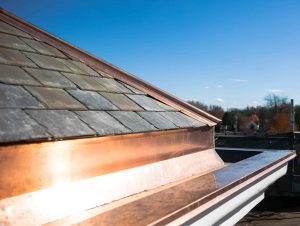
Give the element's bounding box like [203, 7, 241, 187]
[0, 8, 221, 126]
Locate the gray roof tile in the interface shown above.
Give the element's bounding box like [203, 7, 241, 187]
[101, 92, 143, 111]
[138, 112, 178, 130]
[0, 109, 50, 142]
[0, 33, 35, 51]
[154, 100, 177, 111]
[26, 86, 85, 110]
[0, 15, 207, 143]
[24, 68, 76, 88]
[70, 60, 101, 77]
[23, 52, 72, 71]
[0, 47, 36, 67]
[0, 21, 32, 38]
[56, 58, 89, 74]
[62, 72, 107, 91]
[96, 78, 132, 93]
[121, 82, 146, 94]
[75, 111, 131, 135]
[126, 94, 166, 111]
[26, 110, 95, 138]
[159, 112, 205, 128]
[109, 111, 157, 132]
[21, 38, 67, 58]
[0, 83, 44, 108]
[0, 64, 40, 85]
[68, 90, 118, 110]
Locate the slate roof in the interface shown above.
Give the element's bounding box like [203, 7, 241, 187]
[0, 13, 207, 144]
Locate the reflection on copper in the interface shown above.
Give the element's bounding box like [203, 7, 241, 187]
[0, 127, 214, 200]
[48, 173, 217, 226]
[45, 151, 296, 226]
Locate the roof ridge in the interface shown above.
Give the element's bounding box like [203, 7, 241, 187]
[0, 8, 221, 126]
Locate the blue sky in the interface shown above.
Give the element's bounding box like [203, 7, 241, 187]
[2, 0, 300, 109]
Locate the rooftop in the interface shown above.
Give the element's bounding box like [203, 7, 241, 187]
[0, 9, 220, 144]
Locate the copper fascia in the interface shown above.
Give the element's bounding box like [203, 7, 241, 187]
[0, 127, 215, 200]
[0, 8, 221, 126]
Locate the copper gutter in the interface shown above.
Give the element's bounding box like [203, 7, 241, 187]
[0, 8, 220, 126]
[45, 149, 296, 226]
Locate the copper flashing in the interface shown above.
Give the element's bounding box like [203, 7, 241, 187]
[0, 8, 220, 126]
[0, 127, 214, 200]
[45, 149, 295, 226]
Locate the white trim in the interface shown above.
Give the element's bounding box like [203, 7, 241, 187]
[167, 165, 288, 226]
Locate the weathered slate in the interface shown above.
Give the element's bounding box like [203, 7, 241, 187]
[0, 47, 36, 67]
[0, 21, 32, 38]
[24, 68, 76, 88]
[0, 109, 50, 142]
[0, 65, 40, 85]
[138, 112, 178, 130]
[26, 110, 95, 138]
[101, 92, 143, 111]
[75, 111, 131, 135]
[63, 72, 107, 91]
[109, 111, 157, 132]
[69, 90, 118, 110]
[23, 52, 71, 71]
[0, 33, 35, 51]
[0, 83, 44, 108]
[159, 112, 205, 128]
[21, 38, 66, 58]
[127, 94, 166, 111]
[26, 86, 85, 109]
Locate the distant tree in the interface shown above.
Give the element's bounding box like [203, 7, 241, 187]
[222, 112, 234, 130]
[188, 100, 208, 111]
[264, 94, 288, 109]
[269, 112, 290, 133]
[208, 105, 224, 119]
[295, 105, 300, 130]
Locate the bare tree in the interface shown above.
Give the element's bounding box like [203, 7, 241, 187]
[264, 94, 288, 108]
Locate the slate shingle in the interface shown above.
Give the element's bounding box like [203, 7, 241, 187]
[21, 38, 66, 58]
[0, 15, 208, 143]
[155, 100, 177, 111]
[109, 111, 157, 132]
[0, 83, 44, 108]
[26, 86, 85, 109]
[121, 82, 146, 94]
[56, 58, 89, 75]
[62, 72, 107, 91]
[0, 109, 50, 142]
[71, 60, 101, 77]
[26, 110, 95, 138]
[126, 94, 166, 111]
[138, 112, 178, 130]
[159, 112, 205, 128]
[23, 52, 71, 71]
[96, 78, 132, 93]
[75, 111, 131, 135]
[0, 47, 36, 67]
[0, 33, 35, 51]
[24, 68, 76, 88]
[101, 92, 143, 111]
[0, 21, 32, 38]
[68, 90, 118, 110]
[0, 64, 40, 85]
